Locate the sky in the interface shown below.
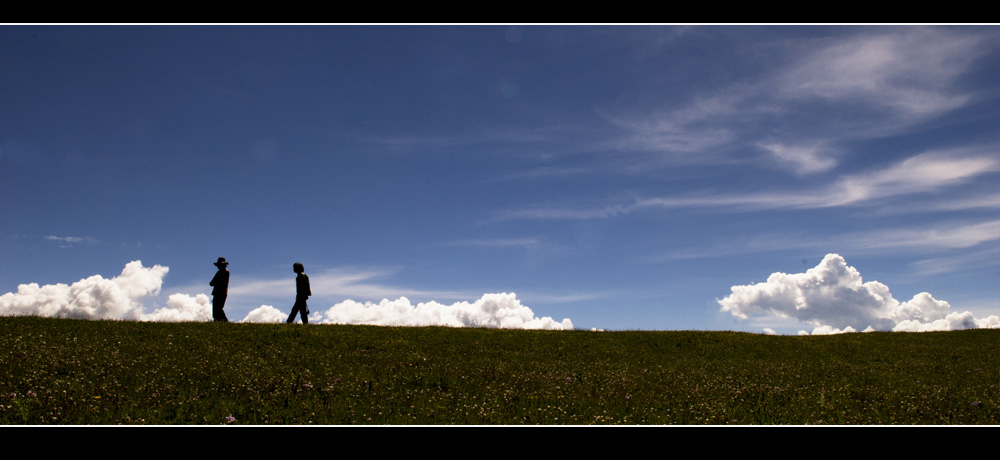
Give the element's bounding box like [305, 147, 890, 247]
[2, 25, 998, 334]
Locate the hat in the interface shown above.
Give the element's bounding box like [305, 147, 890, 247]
[214, 257, 229, 267]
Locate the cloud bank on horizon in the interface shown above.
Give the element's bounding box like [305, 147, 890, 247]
[242, 294, 573, 330]
[3, 258, 996, 335]
[718, 254, 1000, 335]
[0, 261, 573, 330]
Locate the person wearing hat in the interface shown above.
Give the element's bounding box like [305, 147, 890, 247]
[210, 257, 230, 322]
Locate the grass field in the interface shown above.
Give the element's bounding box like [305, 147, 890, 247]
[1, 316, 996, 425]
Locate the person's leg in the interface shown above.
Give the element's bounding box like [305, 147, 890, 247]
[218, 296, 229, 322]
[214, 296, 228, 322]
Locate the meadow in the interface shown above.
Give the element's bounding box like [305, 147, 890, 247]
[1, 316, 996, 425]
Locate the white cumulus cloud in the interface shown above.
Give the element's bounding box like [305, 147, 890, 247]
[718, 254, 999, 335]
[0, 260, 167, 320]
[241, 305, 288, 323]
[313, 293, 573, 330]
[143, 293, 212, 322]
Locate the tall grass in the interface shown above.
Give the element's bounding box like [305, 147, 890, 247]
[1, 317, 996, 424]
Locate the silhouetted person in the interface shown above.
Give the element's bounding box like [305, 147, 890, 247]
[286, 262, 311, 324]
[210, 257, 230, 322]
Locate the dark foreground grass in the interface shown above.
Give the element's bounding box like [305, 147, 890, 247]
[1, 316, 997, 425]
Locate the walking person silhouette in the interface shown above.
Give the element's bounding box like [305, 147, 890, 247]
[210, 257, 230, 322]
[286, 262, 311, 324]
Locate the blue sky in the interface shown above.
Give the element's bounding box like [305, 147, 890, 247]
[2, 25, 998, 333]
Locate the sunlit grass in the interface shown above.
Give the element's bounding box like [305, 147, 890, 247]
[1, 317, 996, 424]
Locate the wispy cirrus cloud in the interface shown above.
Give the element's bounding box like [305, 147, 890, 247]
[908, 246, 1000, 277]
[165, 266, 475, 310]
[592, 26, 995, 176]
[601, 93, 742, 158]
[44, 235, 98, 247]
[775, 27, 985, 120]
[756, 141, 838, 175]
[822, 150, 1000, 207]
[446, 237, 547, 250]
[496, 149, 1000, 220]
[848, 220, 1000, 250]
[444, 237, 578, 259]
[644, 220, 1000, 265]
[884, 192, 1000, 214]
[222, 267, 475, 304]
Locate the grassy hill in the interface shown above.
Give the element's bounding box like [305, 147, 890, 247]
[1, 316, 996, 425]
